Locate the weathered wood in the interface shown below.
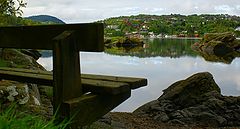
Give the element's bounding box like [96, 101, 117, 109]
[63, 90, 131, 127]
[0, 67, 147, 94]
[0, 69, 130, 94]
[0, 23, 104, 52]
[0, 67, 52, 76]
[52, 31, 82, 117]
[0, 68, 52, 85]
[82, 74, 147, 89]
[0, 67, 147, 89]
[82, 78, 130, 94]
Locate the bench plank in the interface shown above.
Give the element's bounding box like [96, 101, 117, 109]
[82, 74, 147, 89]
[0, 23, 104, 52]
[0, 67, 146, 95]
[0, 67, 147, 89]
[82, 78, 129, 95]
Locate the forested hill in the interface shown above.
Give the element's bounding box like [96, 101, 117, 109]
[0, 15, 64, 26]
[25, 15, 65, 24]
[102, 14, 240, 37]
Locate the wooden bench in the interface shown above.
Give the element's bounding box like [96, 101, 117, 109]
[0, 23, 147, 127]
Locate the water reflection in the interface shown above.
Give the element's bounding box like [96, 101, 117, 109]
[105, 38, 199, 58]
[197, 52, 238, 64]
[37, 39, 240, 112]
[37, 54, 240, 112]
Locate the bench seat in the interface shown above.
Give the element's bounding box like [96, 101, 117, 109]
[0, 24, 148, 127]
[0, 67, 147, 95]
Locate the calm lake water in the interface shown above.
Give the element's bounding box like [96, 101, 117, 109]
[37, 38, 240, 112]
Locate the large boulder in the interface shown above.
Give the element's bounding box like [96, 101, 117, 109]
[134, 72, 240, 127]
[0, 49, 52, 118]
[202, 32, 236, 43]
[20, 49, 42, 60]
[158, 72, 221, 107]
[116, 37, 144, 47]
[192, 32, 240, 63]
[0, 48, 44, 70]
[202, 41, 234, 56]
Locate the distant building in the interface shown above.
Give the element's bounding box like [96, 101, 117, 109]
[235, 27, 240, 31]
[107, 25, 118, 29]
[126, 32, 144, 39]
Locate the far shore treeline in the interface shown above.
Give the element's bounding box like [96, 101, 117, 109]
[102, 14, 240, 38]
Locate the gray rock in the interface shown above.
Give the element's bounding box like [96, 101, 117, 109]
[158, 72, 221, 107]
[98, 114, 112, 124]
[170, 110, 184, 119]
[133, 72, 240, 127]
[168, 119, 186, 125]
[133, 100, 159, 115]
[196, 112, 227, 126]
[153, 112, 169, 122]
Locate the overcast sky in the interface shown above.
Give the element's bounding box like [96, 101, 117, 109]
[22, 0, 240, 23]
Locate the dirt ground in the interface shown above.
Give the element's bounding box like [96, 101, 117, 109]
[89, 112, 240, 129]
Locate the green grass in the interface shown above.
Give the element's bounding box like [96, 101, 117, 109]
[0, 104, 70, 129]
[0, 59, 9, 67]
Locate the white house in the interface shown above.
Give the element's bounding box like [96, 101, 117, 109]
[235, 27, 240, 31]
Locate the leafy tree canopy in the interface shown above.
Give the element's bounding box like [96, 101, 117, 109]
[0, 0, 26, 16]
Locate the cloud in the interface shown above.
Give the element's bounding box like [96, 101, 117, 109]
[214, 5, 235, 13]
[114, 7, 141, 14]
[236, 5, 240, 10]
[148, 8, 165, 13]
[23, 7, 46, 14]
[22, 0, 240, 23]
[194, 6, 199, 10]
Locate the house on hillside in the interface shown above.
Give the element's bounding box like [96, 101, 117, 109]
[107, 25, 118, 29]
[235, 27, 240, 31]
[125, 32, 144, 39]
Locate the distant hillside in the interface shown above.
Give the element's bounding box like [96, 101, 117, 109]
[103, 14, 240, 37]
[25, 15, 65, 24]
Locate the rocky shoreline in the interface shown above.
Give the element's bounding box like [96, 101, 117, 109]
[94, 72, 240, 129]
[133, 72, 240, 127]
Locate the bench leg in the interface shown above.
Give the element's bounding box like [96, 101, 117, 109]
[53, 31, 82, 119]
[63, 90, 131, 128]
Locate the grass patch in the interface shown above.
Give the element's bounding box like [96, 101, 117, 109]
[0, 59, 9, 67]
[0, 104, 70, 129]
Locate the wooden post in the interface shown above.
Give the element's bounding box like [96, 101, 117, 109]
[52, 31, 82, 118]
[63, 91, 131, 127]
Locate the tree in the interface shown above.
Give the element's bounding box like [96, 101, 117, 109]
[0, 0, 26, 16]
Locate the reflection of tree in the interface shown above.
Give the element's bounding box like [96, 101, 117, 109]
[105, 39, 199, 58]
[196, 51, 240, 64]
[144, 39, 198, 58]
